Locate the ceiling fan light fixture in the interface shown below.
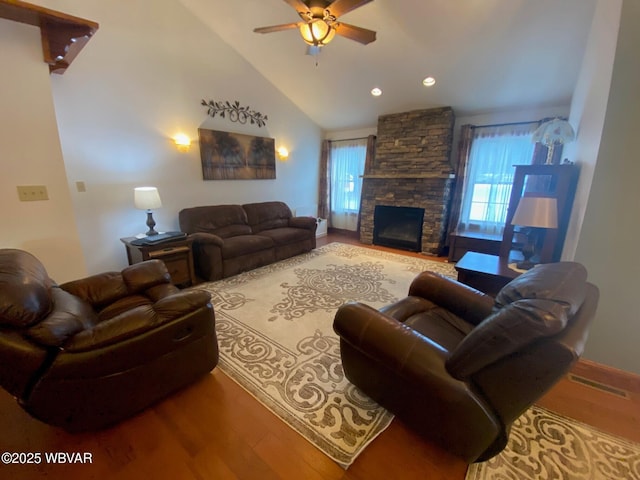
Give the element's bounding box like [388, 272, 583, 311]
[299, 19, 335, 46]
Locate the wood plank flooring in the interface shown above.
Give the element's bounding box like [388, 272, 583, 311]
[1, 233, 638, 479]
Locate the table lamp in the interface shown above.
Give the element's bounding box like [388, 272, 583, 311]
[134, 186, 162, 236]
[532, 118, 575, 164]
[511, 196, 558, 269]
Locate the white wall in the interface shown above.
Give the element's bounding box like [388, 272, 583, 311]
[562, 0, 622, 260]
[574, 0, 640, 374]
[0, 19, 86, 282]
[20, 0, 322, 275]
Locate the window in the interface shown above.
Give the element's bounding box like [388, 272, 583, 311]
[329, 139, 367, 230]
[459, 124, 536, 235]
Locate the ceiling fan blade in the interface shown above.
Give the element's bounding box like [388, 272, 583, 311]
[334, 22, 376, 44]
[283, 0, 311, 15]
[326, 0, 374, 18]
[253, 22, 301, 34]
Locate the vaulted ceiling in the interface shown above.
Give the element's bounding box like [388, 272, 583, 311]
[179, 0, 598, 130]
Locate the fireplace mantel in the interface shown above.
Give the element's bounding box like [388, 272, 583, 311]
[362, 173, 455, 179]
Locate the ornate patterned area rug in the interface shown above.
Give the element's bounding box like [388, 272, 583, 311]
[197, 242, 456, 468]
[466, 406, 640, 480]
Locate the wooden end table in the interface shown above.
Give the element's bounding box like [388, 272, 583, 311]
[454, 252, 521, 297]
[121, 236, 196, 287]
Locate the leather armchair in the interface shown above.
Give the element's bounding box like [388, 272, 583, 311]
[333, 262, 598, 463]
[0, 248, 218, 431]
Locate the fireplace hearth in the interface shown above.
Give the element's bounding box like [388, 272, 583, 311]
[373, 205, 425, 252]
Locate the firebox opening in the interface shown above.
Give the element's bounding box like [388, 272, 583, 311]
[373, 205, 425, 252]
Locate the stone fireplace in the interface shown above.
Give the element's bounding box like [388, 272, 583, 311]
[359, 107, 455, 255]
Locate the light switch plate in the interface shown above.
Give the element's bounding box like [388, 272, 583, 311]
[17, 185, 49, 201]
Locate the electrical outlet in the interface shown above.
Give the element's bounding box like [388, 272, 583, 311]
[76, 181, 86, 192]
[17, 185, 49, 202]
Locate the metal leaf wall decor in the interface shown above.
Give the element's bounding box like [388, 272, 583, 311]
[201, 99, 268, 127]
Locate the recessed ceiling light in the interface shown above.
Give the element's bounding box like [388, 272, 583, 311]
[422, 76, 436, 87]
[371, 87, 382, 97]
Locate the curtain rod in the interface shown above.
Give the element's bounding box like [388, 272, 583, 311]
[471, 120, 540, 129]
[327, 136, 370, 143]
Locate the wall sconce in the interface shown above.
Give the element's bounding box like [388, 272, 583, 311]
[277, 146, 289, 161]
[174, 133, 191, 152]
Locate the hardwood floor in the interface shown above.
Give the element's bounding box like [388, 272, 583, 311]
[1, 233, 638, 480]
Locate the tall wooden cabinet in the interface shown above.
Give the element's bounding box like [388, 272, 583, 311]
[500, 164, 579, 263]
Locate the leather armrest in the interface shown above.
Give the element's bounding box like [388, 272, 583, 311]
[289, 216, 317, 230]
[64, 305, 158, 352]
[409, 271, 495, 325]
[0, 330, 49, 398]
[333, 302, 449, 376]
[64, 290, 212, 352]
[188, 232, 224, 247]
[154, 290, 212, 321]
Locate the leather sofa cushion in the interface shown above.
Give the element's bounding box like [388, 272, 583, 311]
[496, 262, 587, 315]
[61, 271, 128, 309]
[98, 295, 154, 322]
[244, 201, 291, 233]
[221, 235, 274, 259]
[258, 227, 312, 246]
[179, 205, 251, 238]
[446, 298, 569, 379]
[0, 249, 54, 328]
[26, 288, 98, 347]
[380, 296, 473, 352]
[61, 260, 173, 312]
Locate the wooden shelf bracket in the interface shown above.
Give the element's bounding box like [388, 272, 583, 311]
[0, 0, 99, 74]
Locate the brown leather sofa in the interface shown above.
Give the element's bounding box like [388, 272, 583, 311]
[179, 201, 317, 281]
[333, 262, 598, 463]
[0, 248, 218, 431]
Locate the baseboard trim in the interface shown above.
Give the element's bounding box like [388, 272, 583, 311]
[571, 358, 640, 395]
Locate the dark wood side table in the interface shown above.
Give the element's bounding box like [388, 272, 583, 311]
[454, 252, 521, 297]
[120, 237, 196, 288]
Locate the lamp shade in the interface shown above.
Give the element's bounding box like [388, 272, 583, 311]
[134, 187, 162, 210]
[532, 119, 575, 146]
[299, 19, 335, 46]
[511, 196, 558, 229]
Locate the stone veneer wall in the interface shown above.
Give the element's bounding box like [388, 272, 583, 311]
[359, 107, 455, 255]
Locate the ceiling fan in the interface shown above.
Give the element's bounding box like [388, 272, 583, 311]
[253, 0, 376, 48]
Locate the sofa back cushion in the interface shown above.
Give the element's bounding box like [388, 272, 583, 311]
[0, 249, 53, 328]
[495, 261, 587, 315]
[446, 262, 588, 379]
[243, 201, 292, 233]
[179, 205, 251, 238]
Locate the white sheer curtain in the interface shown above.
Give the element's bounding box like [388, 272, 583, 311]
[329, 138, 367, 231]
[459, 124, 537, 236]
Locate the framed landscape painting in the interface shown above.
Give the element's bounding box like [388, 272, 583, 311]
[198, 128, 276, 180]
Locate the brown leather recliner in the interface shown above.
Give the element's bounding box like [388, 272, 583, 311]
[0, 248, 218, 431]
[333, 262, 598, 463]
